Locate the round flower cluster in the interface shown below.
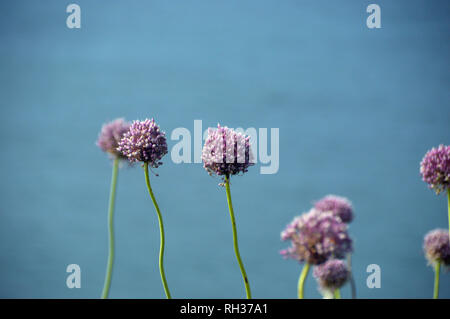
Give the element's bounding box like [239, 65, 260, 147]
[280, 209, 352, 265]
[313, 259, 350, 290]
[97, 118, 131, 159]
[117, 119, 168, 167]
[420, 144, 450, 195]
[423, 229, 450, 266]
[202, 124, 254, 178]
[314, 195, 354, 223]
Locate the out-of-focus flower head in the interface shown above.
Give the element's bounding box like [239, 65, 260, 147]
[202, 124, 254, 182]
[314, 195, 354, 223]
[420, 145, 450, 195]
[280, 209, 352, 265]
[117, 118, 168, 167]
[423, 229, 450, 266]
[97, 118, 131, 159]
[313, 259, 350, 291]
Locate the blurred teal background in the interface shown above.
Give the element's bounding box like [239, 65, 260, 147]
[0, 0, 449, 298]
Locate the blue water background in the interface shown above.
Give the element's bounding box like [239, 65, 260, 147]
[0, 1, 449, 298]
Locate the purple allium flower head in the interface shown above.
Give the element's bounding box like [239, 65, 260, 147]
[420, 144, 450, 195]
[314, 195, 354, 223]
[423, 229, 450, 266]
[202, 124, 254, 180]
[117, 118, 168, 167]
[280, 209, 352, 265]
[97, 118, 131, 159]
[313, 259, 350, 290]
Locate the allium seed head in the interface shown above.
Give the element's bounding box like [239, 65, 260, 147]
[313, 259, 350, 290]
[280, 209, 352, 265]
[117, 118, 168, 167]
[423, 229, 450, 266]
[202, 124, 254, 180]
[314, 195, 354, 223]
[420, 144, 450, 195]
[97, 118, 131, 159]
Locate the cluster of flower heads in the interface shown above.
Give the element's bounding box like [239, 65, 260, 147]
[202, 124, 254, 181]
[314, 195, 354, 224]
[280, 209, 352, 265]
[423, 229, 450, 266]
[420, 144, 450, 195]
[313, 259, 350, 291]
[97, 118, 131, 159]
[117, 119, 168, 168]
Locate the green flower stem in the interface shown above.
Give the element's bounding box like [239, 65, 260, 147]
[447, 188, 450, 240]
[224, 175, 252, 299]
[334, 289, 341, 299]
[347, 253, 357, 299]
[144, 162, 172, 299]
[297, 262, 310, 299]
[433, 261, 440, 299]
[101, 157, 119, 299]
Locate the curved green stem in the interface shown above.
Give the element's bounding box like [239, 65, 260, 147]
[224, 175, 252, 299]
[433, 261, 440, 299]
[101, 157, 119, 299]
[347, 253, 357, 299]
[297, 262, 310, 299]
[447, 189, 450, 240]
[334, 288, 341, 299]
[144, 162, 172, 299]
